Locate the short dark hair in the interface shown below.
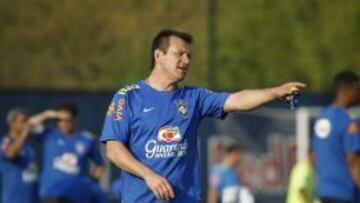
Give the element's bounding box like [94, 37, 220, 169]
[334, 71, 359, 93]
[56, 103, 78, 118]
[150, 29, 193, 70]
[225, 144, 242, 154]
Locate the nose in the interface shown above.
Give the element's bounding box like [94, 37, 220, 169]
[182, 54, 190, 65]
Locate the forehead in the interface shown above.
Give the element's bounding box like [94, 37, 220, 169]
[14, 113, 28, 121]
[167, 36, 191, 52]
[58, 110, 74, 117]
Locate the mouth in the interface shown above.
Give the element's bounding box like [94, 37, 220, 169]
[177, 66, 188, 74]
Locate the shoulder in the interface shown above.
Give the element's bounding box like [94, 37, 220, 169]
[182, 86, 215, 98]
[211, 164, 226, 175]
[79, 131, 96, 142]
[0, 136, 7, 143]
[183, 86, 208, 93]
[110, 82, 142, 105]
[115, 82, 142, 98]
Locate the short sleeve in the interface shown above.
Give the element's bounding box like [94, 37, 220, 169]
[100, 93, 131, 144]
[209, 169, 222, 189]
[88, 138, 105, 166]
[343, 120, 360, 153]
[0, 137, 10, 158]
[196, 88, 230, 119]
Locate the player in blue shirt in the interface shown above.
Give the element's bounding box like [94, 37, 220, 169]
[313, 71, 360, 203]
[208, 143, 254, 203]
[29, 103, 106, 203]
[101, 29, 306, 203]
[0, 108, 39, 203]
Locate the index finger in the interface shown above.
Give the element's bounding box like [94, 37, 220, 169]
[290, 82, 307, 89]
[165, 181, 175, 198]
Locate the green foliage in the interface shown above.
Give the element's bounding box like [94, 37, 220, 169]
[0, 0, 359, 91]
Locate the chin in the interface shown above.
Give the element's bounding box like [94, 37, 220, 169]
[176, 76, 186, 83]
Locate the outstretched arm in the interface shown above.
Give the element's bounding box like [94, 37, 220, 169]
[105, 140, 175, 201]
[224, 82, 306, 112]
[28, 110, 64, 126]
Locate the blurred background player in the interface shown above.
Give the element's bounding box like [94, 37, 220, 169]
[313, 71, 360, 203]
[208, 143, 254, 203]
[0, 108, 39, 203]
[29, 103, 106, 203]
[286, 148, 316, 203]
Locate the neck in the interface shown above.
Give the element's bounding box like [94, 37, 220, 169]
[222, 157, 235, 168]
[146, 67, 178, 92]
[333, 96, 349, 109]
[60, 129, 75, 135]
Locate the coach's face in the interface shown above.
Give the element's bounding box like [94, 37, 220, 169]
[157, 36, 191, 82]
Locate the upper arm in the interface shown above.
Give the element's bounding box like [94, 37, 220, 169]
[344, 120, 360, 187]
[208, 170, 220, 203]
[196, 88, 229, 119]
[343, 120, 360, 153]
[105, 140, 127, 162]
[100, 93, 131, 144]
[207, 187, 218, 203]
[88, 138, 105, 166]
[0, 138, 11, 159]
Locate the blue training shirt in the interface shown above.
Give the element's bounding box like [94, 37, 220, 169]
[101, 81, 229, 203]
[0, 136, 39, 203]
[39, 128, 105, 199]
[210, 164, 241, 203]
[45, 175, 108, 203]
[313, 106, 360, 201]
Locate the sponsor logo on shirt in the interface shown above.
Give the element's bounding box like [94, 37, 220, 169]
[106, 102, 115, 116]
[114, 99, 125, 121]
[157, 126, 182, 143]
[53, 153, 80, 174]
[143, 107, 155, 113]
[145, 126, 188, 159]
[117, 84, 140, 95]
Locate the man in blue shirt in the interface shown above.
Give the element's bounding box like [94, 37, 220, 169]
[313, 71, 360, 203]
[0, 108, 39, 203]
[29, 103, 106, 203]
[208, 143, 254, 203]
[101, 29, 306, 203]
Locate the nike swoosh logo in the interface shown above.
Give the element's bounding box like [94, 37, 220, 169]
[143, 107, 155, 113]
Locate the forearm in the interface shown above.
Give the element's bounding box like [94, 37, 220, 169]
[28, 110, 59, 126]
[347, 153, 360, 188]
[5, 135, 27, 159]
[92, 165, 105, 180]
[224, 88, 278, 112]
[207, 188, 218, 203]
[106, 141, 153, 179]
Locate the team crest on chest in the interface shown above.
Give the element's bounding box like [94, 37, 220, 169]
[176, 99, 188, 118]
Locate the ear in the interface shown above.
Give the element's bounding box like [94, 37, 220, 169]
[154, 49, 163, 63]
